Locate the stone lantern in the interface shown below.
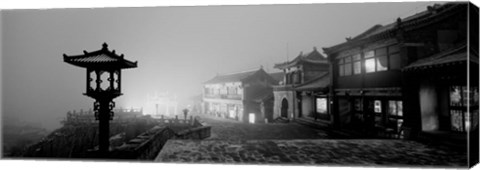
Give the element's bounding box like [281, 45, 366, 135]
[63, 43, 137, 154]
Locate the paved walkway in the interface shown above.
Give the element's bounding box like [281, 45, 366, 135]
[156, 139, 466, 167]
[155, 114, 467, 167]
[199, 114, 330, 140]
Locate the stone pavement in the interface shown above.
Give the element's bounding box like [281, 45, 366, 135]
[154, 114, 467, 167]
[155, 139, 467, 167]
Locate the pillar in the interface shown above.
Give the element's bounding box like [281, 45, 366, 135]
[98, 99, 111, 154]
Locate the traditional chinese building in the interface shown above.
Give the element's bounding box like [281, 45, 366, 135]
[145, 92, 178, 118]
[323, 2, 478, 140]
[272, 47, 330, 123]
[202, 67, 280, 123]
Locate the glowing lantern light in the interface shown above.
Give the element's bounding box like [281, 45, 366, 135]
[249, 113, 255, 124]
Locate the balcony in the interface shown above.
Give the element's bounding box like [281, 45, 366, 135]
[204, 94, 242, 100]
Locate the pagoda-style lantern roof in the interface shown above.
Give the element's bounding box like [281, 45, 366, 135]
[63, 43, 138, 100]
[63, 43, 137, 69]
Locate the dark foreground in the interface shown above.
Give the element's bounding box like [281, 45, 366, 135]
[155, 114, 467, 167]
[156, 139, 466, 167]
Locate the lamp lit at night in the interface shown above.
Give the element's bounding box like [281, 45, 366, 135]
[365, 58, 376, 73]
[249, 113, 255, 124]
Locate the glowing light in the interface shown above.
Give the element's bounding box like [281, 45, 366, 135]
[365, 58, 376, 73]
[249, 113, 255, 124]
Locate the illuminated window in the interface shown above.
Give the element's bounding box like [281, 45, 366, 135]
[373, 99, 383, 127]
[387, 100, 404, 138]
[364, 46, 401, 73]
[449, 86, 479, 132]
[316, 98, 328, 114]
[353, 54, 362, 74]
[374, 100, 382, 113]
[376, 55, 388, 71]
[249, 113, 255, 124]
[365, 58, 376, 73]
[388, 101, 403, 116]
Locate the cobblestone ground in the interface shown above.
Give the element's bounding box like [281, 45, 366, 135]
[155, 114, 467, 167]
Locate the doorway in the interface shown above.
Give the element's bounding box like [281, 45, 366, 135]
[281, 98, 288, 118]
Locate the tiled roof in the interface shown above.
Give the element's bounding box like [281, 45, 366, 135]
[274, 47, 328, 69]
[64, 43, 137, 69]
[323, 2, 465, 54]
[294, 72, 329, 91]
[204, 69, 260, 84]
[251, 88, 274, 103]
[403, 45, 478, 71]
[269, 72, 285, 83]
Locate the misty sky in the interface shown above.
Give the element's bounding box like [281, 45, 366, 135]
[1, 2, 437, 130]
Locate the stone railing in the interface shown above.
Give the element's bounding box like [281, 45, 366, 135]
[204, 94, 242, 100]
[108, 116, 211, 160]
[108, 126, 175, 160]
[156, 115, 195, 125]
[175, 126, 211, 139]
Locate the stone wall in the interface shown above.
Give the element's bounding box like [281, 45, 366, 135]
[109, 126, 175, 159]
[175, 126, 211, 139]
[109, 116, 211, 160]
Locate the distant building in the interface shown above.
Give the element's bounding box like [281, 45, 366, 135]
[272, 47, 330, 124]
[145, 92, 178, 118]
[323, 2, 478, 140]
[202, 67, 279, 123]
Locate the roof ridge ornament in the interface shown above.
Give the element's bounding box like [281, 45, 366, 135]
[102, 42, 109, 50]
[396, 17, 402, 25]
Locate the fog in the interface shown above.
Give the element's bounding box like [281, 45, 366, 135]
[1, 2, 435, 130]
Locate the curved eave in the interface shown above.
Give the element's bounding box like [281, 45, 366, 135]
[64, 59, 138, 69]
[322, 30, 396, 55]
[63, 54, 138, 69]
[274, 58, 328, 69]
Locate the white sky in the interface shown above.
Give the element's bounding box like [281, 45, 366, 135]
[1, 1, 441, 130]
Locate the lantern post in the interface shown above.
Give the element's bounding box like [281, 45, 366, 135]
[63, 43, 137, 154]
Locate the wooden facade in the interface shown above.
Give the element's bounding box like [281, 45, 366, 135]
[272, 48, 331, 124]
[202, 68, 279, 123]
[323, 2, 478, 139]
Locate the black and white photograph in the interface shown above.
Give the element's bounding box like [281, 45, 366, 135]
[0, 0, 479, 169]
